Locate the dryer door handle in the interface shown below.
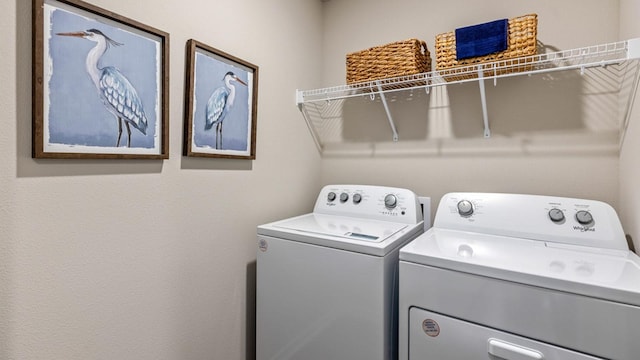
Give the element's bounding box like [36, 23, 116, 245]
[488, 339, 544, 360]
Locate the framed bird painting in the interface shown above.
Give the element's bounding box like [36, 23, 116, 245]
[32, 0, 169, 159]
[184, 39, 258, 159]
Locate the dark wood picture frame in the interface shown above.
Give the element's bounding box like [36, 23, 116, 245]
[184, 39, 258, 159]
[32, 0, 170, 159]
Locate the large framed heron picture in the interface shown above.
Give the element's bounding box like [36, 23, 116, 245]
[184, 39, 258, 159]
[32, 0, 169, 159]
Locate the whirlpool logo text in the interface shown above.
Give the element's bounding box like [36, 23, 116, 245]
[573, 226, 596, 232]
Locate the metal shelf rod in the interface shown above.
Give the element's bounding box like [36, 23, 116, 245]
[477, 68, 491, 138]
[376, 80, 399, 142]
[297, 101, 323, 152]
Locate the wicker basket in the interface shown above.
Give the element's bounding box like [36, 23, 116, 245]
[435, 14, 538, 80]
[346, 39, 432, 84]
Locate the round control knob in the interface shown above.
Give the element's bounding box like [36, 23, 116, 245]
[353, 193, 362, 204]
[340, 193, 349, 203]
[384, 194, 398, 209]
[327, 192, 336, 202]
[548, 208, 565, 223]
[457, 200, 474, 216]
[575, 210, 593, 225]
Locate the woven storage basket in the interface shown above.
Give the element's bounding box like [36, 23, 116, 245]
[435, 14, 538, 80]
[346, 39, 432, 84]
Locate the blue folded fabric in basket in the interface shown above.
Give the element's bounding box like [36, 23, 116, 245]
[455, 19, 508, 60]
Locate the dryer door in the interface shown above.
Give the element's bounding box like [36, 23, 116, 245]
[408, 307, 605, 360]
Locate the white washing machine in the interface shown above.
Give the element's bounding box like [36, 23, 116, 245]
[257, 184, 429, 360]
[399, 192, 640, 360]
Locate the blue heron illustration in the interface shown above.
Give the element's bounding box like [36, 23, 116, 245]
[205, 71, 247, 149]
[57, 29, 148, 148]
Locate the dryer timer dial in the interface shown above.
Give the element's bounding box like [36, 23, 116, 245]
[384, 194, 398, 209]
[457, 200, 474, 216]
[548, 208, 565, 223]
[576, 210, 594, 225]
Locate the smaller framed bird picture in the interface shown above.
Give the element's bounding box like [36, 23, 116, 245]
[183, 39, 258, 159]
[32, 0, 169, 159]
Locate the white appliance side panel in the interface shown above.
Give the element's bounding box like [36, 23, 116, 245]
[256, 236, 389, 360]
[409, 308, 604, 360]
[398, 262, 640, 360]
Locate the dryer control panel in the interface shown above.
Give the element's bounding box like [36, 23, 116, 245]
[435, 192, 627, 251]
[314, 184, 424, 225]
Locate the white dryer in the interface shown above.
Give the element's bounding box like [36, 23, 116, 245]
[257, 184, 428, 360]
[399, 192, 640, 360]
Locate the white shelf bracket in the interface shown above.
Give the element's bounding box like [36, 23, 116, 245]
[620, 60, 640, 148]
[425, 73, 431, 94]
[627, 38, 640, 60]
[477, 68, 491, 138]
[376, 81, 399, 141]
[296, 89, 322, 152]
[295, 89, 304, 108]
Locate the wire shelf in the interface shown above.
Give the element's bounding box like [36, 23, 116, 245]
[297, 39, 640, 152]
[300, 40, 636, 102]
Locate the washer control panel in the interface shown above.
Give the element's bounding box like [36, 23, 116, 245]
[435, 192, 627, 251]
[315, 184, 423, 225]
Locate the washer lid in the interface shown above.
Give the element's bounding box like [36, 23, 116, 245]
[400, 228, 640, 307]
[274, 213, 408, 242]
[258, 213, 422, 256]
